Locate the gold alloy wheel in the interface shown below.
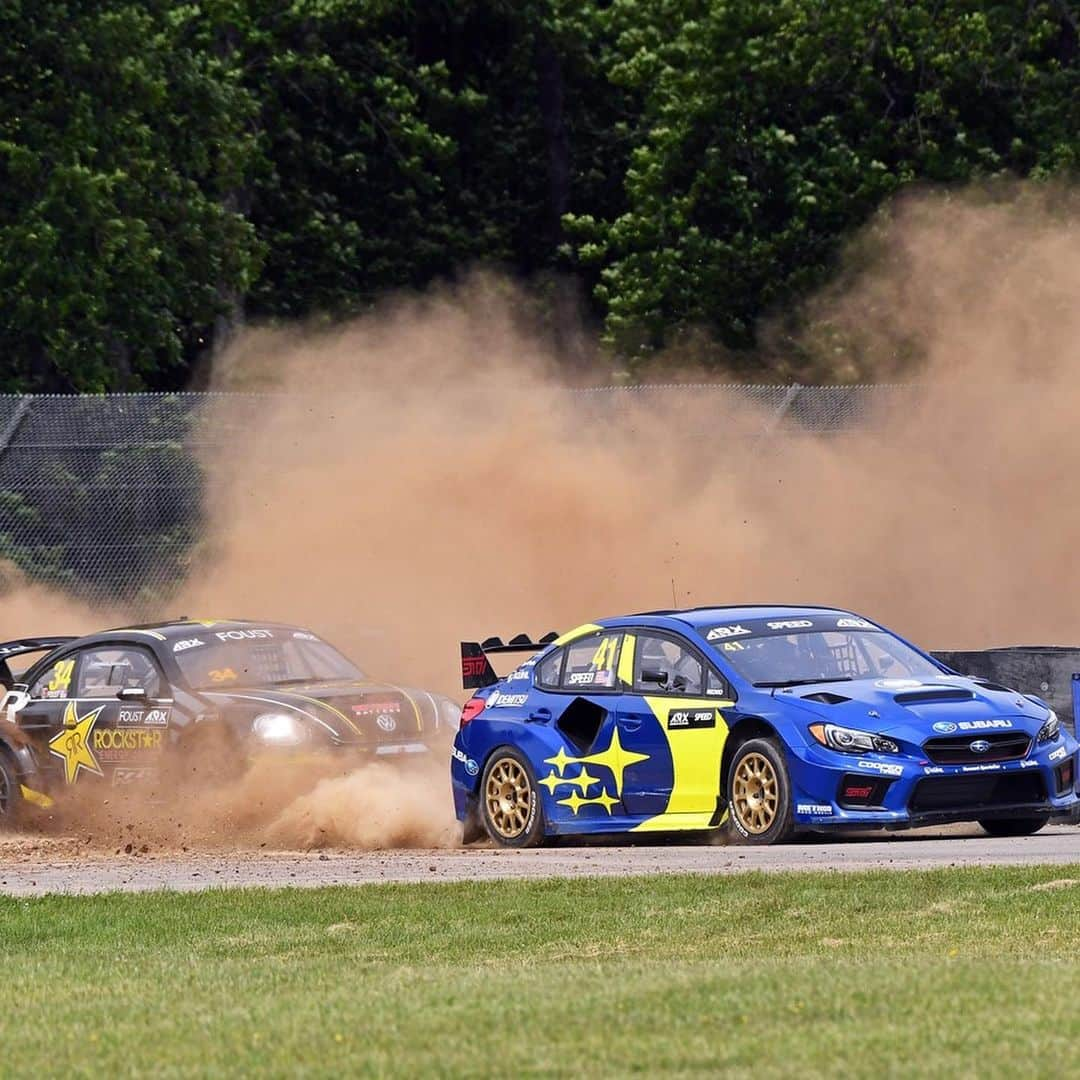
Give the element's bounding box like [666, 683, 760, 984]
[732, 751, 780, 835]
[485, 757, 533, 839]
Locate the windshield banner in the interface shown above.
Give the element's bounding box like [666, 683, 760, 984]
[705, 615, 883, 643]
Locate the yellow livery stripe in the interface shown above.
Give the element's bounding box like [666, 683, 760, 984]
[553, 623, 602, 646]
[20, 785, 55, 809]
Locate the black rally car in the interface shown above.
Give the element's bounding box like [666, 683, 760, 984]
[0, 619, 459, 819]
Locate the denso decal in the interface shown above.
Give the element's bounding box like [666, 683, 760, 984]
[765, 619, 814, 631]
[706, 624, 751, 641]
[1048, 746, 1068, 762]
[667, 708, 716, 730]
[796, 803, 833, 815]
[451, 746, 479, 775]
[487, 692, 528, 708]
[215, 629, 274, 641]
[856, 760, 903, 777]
[173, 637, 204, 652]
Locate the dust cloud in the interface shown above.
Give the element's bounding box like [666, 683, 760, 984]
[5, 183, 1080, 852]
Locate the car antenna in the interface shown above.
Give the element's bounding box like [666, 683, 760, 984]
[671, 578, 678, 608]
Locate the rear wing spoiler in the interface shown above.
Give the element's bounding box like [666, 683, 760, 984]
[461, 632, 559, 690]
[0, 637, 75, 659]
[934, 647, 1080, 735]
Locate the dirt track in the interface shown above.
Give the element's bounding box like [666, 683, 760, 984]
[0, 825, 1077, 896]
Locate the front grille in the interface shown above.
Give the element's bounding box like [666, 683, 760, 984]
[335, 695, 420, 741]
[923, 732, 1031, 764]
[910, 772, 1045, 813]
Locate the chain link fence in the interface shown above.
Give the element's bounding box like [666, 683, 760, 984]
[0, 386, 905, 605]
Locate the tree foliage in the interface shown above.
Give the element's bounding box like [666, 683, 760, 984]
[0, 0, 1076, 388]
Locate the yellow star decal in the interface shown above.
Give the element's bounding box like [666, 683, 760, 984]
[557, 787, 620, 816]
[48, 702, 106, 785]
[543, 726, 650, 797]
[539, 767, 601, 795]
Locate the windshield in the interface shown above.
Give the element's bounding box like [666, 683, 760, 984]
[706, 620, 942, 686]
[172, 630, 365, 691]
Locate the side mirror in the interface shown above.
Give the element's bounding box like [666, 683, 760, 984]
[118, 685, 148, 702]
[639, 667, 669, 686]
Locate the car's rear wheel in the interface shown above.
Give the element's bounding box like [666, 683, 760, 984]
[0, 750, 24, 826]
[978, 817, 1048, 837]
[727, 737, 794, 845]
[480, 749, 545, 848]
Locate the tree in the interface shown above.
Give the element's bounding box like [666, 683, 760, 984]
[0, 1, 262, 391]
[567, 0, 1080, 378]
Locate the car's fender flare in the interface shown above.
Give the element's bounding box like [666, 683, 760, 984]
[720, 714, 785, 798]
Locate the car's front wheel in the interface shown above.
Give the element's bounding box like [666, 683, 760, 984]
[978, 817, 1048, 838]
[727, 737, 795, 845]
[480, 748, 545, 848]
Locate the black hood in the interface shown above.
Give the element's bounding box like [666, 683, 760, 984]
[204, 679, 435, 745]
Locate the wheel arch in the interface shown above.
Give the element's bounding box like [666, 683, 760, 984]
[721, 715, 780, 796]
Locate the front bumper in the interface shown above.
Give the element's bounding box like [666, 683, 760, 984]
[787, 737, 1080, 831]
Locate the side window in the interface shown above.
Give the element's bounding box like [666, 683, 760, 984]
[634, 635, 704, 695]
[75, 647, 163, 699]
[560, 632, 622, 692]
[706, 667, 731, 698]
[536, 648, 564, 688]
[29, 657, 77, 700]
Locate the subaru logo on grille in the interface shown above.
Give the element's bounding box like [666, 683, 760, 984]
[376, 713, 397, 732]
[933, 721, 958, 734]
[970, 739, 991, 754]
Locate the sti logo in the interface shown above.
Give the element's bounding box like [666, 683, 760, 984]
[462, 656, 488, 677]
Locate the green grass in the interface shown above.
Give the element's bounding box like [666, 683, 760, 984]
[1, 867, 1078, 1077]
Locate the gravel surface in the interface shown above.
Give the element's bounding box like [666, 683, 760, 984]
[1, 825, 1077, 896]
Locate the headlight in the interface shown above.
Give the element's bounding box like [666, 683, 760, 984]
[1036, 711, 1060, 744]
[809, 722, 899, 754]
[437, 696, 462, 732]
[253, 712, 309, 747]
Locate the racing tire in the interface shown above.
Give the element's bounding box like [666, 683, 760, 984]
[479, 748, 545, 849]
[0, 750, 24, 827]
[978, 817, 1048, 838]
[726, 737, 795, 846]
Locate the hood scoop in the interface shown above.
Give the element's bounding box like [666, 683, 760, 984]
[801, 691, 851, 705]
[895, 688, 975, 706]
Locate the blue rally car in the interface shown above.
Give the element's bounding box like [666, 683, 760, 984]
[450, 606, 1080, 846]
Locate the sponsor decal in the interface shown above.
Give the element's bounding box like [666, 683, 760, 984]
[376, 713, 397, 733]
[173, 637, 204, 652]
[706, 624, 751, 641]
[93, 729, 164, 752]
[215, 629, 274, 642]
[667, 708, 716, 730]
[836, 617, 873, 629]
[766, 619, 814, 630]
[48, 701, 106, 784]
[856, 760, 904, 777]
[113, 767, 157, 787]
[461, 656, 488, 678]
[923, 766, 945, 775]
[1049, 746, 1068, 762]
[568, 671, 596, 685]
[485, 691, 529, 708]
[961, 763, 1003, 773]
[451, 746, 479, 775]
[877, 678, 926, 689]
[957, 719, 1012, 731]
[1020, 760, 1039, 769]
[118, 708, 169, 726]
[506, 668, 532, 681]
[292, 631, 318, 641]
[796, 803, 833, 815]
[351, 700, 402, 715]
